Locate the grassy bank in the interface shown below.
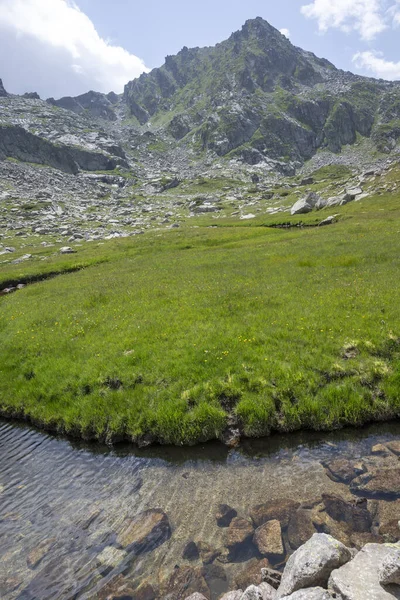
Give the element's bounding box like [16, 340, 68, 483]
[1, 191, 400, 445]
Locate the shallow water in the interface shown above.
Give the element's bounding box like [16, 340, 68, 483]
[0, 420, 399, 599]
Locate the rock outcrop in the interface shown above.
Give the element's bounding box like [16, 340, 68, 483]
[0, 79, 8, 97]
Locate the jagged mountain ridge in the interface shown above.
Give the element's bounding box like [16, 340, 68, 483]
[122, 17, 400, 165]
[1, 16, 400, 177]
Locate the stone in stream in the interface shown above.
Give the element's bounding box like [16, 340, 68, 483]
[328, 543, 400, 599]
[116, 508, 171, 553]
[276, 534, 352, 598]
[234, 558, 271, 590]
[27, 537, 57, 568]
[350, 468, 400, 499]
[311, 506, 352, 547]
[197, 540, 221, 564]
[96, 574, 137, 600]
[216, 503, 238, 527]
[182, 540, 200, 561]
[280, 589, 333, 600]
[202, 563, 228, 596]
[132, 582, 157, 600]
[321, 494, 372, 533]
[349, 531, 384, 549]
[386, 440, 400, 455]
[250, 500, 300, 528]
[224, 517, 254, 553]
[379, 545, 400, 585]
[372, 443, 391, 456]
[379, 519, 400, 542]
[253, 520, 285, 559]
[96, 545, 127, 569]
[322, 459, 366, 484]
[162, 566, 210, 600]
[287, 510, 317, 550]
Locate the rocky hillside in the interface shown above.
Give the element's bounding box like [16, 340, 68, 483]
[124, 17, 400, 167]
[2, 17, 400, 179]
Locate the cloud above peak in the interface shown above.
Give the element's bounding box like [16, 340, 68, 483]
[301, 0, 387, 40]
[353, 50, 400, 79]
[0, 0, 149, 98]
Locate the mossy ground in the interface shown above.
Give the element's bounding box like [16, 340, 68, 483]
[1, 186, 400, 445]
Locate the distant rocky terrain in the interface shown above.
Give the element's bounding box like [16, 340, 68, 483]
[1, 17, 400, 249]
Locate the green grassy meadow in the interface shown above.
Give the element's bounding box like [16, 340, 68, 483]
[1, 187, 400, 445]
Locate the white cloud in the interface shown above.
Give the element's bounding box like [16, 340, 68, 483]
[280, 28, 291, 38]
[301, 0, 387, 40]
[0, 0, 149, 98]
[388, 0, 400, 24]
[353, 50, 400, 79]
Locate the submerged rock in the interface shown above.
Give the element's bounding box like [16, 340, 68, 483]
[234, 558, 271, 590]
[116, 508, 171, 553]
[216, 504, 238, 527]
[224, 517, 254, 553]
[350, 468, 400, 499]
[322, 459, 366, 484]
[27, 537, 57, 569]
[253, 520, 285, 559]
[287, 509, 317, 550]
[386, 440, 400, 456]
[162, 566, 210, 600]
[322, 494, 372, 533]
[183, 541, 200, 561]
[250, 500, 300, 528]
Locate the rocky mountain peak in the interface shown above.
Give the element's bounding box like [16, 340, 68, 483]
[0, 79, 8, 97]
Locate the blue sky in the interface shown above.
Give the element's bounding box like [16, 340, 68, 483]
[0, 0, 400, 98]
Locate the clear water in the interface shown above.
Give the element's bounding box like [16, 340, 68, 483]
[0, 419, 399, 599]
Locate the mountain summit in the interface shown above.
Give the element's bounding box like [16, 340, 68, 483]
[121, 17, 400, 166]
[1, 17, 400, 177]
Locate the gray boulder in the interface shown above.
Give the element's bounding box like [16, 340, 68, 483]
[290, 192, 320, 216]
[346, 187, 363, 199]
[291, 198, 313, 215]
[325, 196, 342, 208]
[329, 543, 400, 599]
[315, 197, 328, 210]
[277, 534, 351, 598]
[379, 544, 400, 585]
[280, 588, 332, 600]
[220, 592, 243, 600]
[318, 215, 336, 226]
[184, 594, 208, 600]
[241, 583, 276, 600]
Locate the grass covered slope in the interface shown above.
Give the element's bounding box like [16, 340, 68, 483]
[1, 193, 400, 445]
